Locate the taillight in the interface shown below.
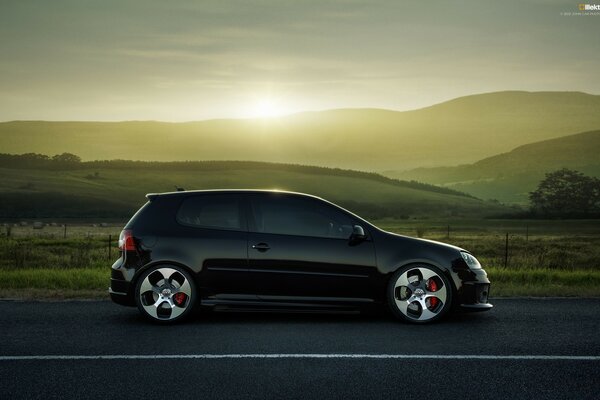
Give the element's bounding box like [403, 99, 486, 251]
[118, 229, 136, 251]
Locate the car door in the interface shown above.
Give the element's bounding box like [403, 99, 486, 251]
[174, 193, 254, 301]
[246, 193, 377, 302]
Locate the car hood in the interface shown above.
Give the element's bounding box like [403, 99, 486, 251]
[382, 230, 466, 253]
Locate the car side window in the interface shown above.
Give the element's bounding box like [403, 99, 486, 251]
[251, 196, 354, 239]
[176, 195, 244, 231]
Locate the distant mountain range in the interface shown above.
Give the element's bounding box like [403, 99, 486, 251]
[1, 91, 599, 171]
[387, 130, 600, 204]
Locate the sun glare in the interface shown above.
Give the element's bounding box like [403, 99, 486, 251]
[252, 98, 284, 118]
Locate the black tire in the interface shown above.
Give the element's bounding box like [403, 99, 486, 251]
[134, 264, 197, 324]
[387, 264, 453, 324]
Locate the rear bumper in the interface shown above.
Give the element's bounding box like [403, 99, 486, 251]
[109, 278, 135, 306]
[109, 259, 135, 306]
[109, 286, 134, 306]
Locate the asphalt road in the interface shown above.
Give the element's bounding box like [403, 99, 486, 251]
[0, 298, 599, 399]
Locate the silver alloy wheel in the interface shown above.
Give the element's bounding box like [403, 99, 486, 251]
[138, 267, 192, 321]
[393, 266, 448, 322]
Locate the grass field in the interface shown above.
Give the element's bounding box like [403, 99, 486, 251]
[0, 160, 508, 219]
[0, 218, 598, 298]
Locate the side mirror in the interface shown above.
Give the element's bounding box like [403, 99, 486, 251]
[350, 225, 367, 243]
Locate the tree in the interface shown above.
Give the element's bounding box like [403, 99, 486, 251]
[52, 153, 81, 164]
[529, 168, 600, 217]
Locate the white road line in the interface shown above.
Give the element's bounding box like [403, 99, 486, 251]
[0, 354, 598, 361]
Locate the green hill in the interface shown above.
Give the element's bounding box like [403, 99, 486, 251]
[0, 156, 507, 219]
[388, 130, 600, 204]
[1, 91, 599, 171]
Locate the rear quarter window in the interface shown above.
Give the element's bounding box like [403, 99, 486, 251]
[124, 201, 152, 230]
[176, 195, 245, 231]
[125, 196, 180, 232]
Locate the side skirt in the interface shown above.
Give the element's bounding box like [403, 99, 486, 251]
[200, 294, 374, 313]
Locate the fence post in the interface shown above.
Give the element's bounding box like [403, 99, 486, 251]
[447, 225, 450, 239]
[504, 232, 509, 268]
[108, 234, 112, 260]
[526, 225, 529, 242]
[63, 224, 67, 239]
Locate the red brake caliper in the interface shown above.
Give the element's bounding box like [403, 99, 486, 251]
[173, 292, 187, 306]
[427, 279, 439, 308]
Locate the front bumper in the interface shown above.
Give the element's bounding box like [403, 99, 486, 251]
[457, 268, 493, 312]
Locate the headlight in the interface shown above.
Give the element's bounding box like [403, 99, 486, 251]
[461, 251, 481, 269]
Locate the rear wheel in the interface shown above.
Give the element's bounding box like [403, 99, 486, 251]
[135, 265, 196, 323]
[388, 264, 452, 324]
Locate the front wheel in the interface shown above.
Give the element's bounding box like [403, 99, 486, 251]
[135, 265, 197, 323]
[388, 264, 453, 324]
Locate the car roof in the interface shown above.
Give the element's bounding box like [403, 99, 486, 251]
[145, 189, 324, 202]
[145, 189, 377, 230]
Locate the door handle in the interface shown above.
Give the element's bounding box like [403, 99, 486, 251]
[252, 243, 270, 252]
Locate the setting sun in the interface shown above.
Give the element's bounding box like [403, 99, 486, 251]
[252, 98, 284, 118]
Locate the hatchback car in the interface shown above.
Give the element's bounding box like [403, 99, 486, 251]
[110, 190, 492, 323]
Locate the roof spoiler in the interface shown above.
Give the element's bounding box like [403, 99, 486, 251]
[146, 193, 160, 201]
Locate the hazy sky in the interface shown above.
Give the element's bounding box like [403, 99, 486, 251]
[1, 0, 599, 121]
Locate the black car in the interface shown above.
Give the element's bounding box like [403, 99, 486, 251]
[110, 190, 492, 323]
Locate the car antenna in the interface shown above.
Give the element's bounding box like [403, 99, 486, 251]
[175, 186, 185, 192]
